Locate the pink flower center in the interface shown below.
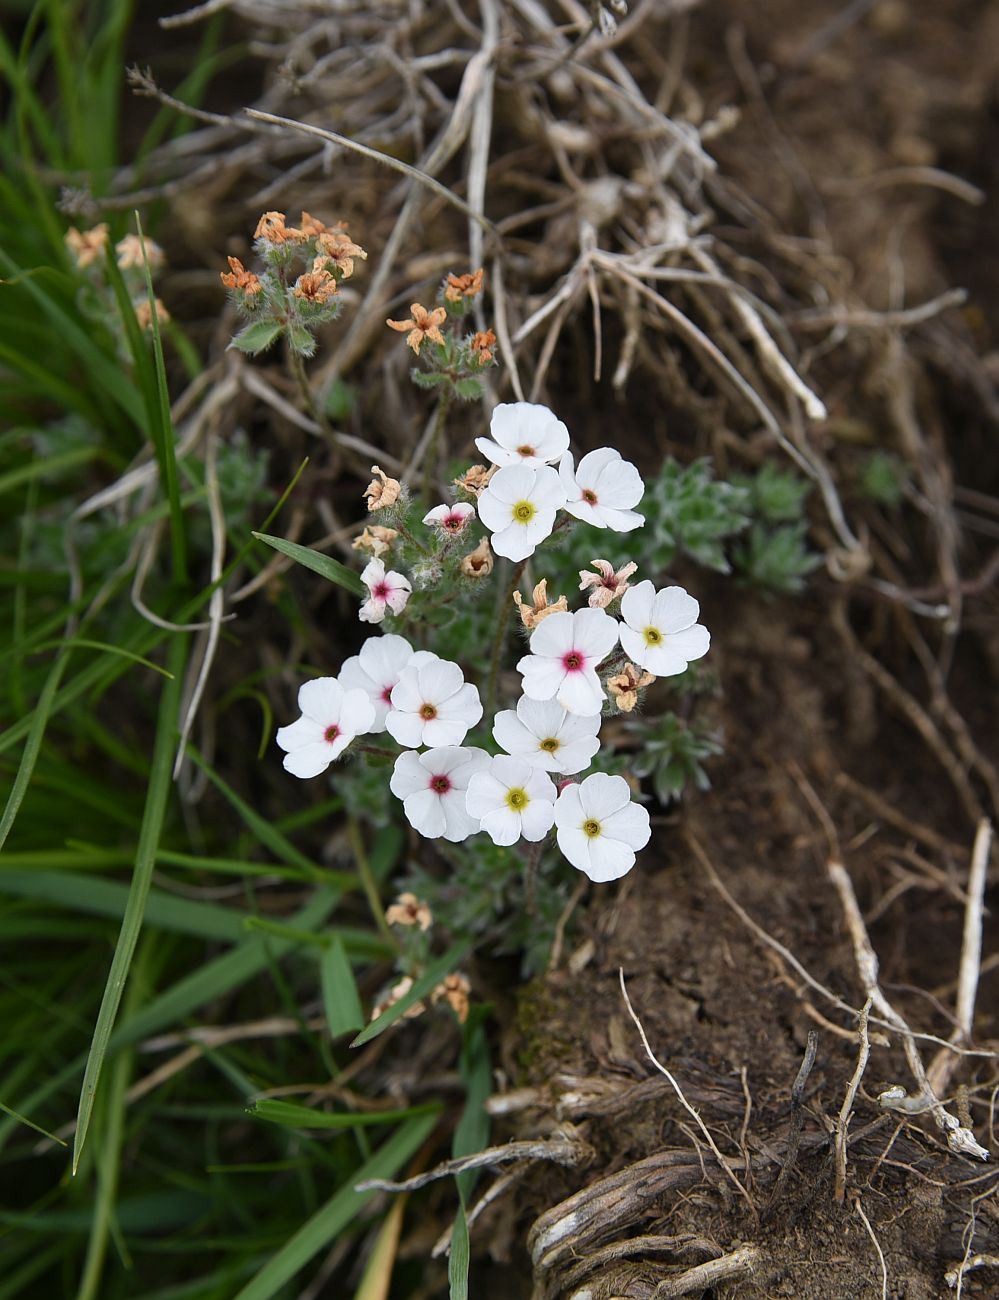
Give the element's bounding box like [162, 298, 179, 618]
[582, 488, 598, 506]
[324, 724, 341, 743]
[443, 514, 463, 532]
[381, 685, 394, 703]
[430, 774, 451, 795]
[562, 650, 584, 672]
[373, 582, 390, 599]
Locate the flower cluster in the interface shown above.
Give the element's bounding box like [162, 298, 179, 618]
[219, 211, 367, 357]
[385, 268, 497, 401]
[276, 401, 711, 885]
[64, 224, 170, 333]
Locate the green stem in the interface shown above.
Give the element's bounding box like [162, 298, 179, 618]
[524, 840, 544, 916]
[395, 521, 430, 556]
[347, 819, 398, 951]
[288, 346, 334, 438]
[421, 388, 453, 502]
[486, 560, 527, 716]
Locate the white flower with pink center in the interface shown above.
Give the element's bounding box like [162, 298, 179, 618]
[390, 746, 489, 841]
[359, 558, 412, 624]
[476, 464, 566, 562]
[475, 402, 570, 469]
[423, 502, 475, 536]
[386, 657, 483, 748]
[465, 755, 557, 846]
[338, 634, 415, 733]
[619, 581, 710, 676]
[554, 773, 651, 882]
[517, 608, 619, 716]
[276, 678, 376, 779]
[558, 448, 645, 532]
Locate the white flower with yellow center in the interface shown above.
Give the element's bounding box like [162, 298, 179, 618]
[390, 746, 489, 841]
[554, 773, 651, 882]
[516, 607, 619, 716]
[475, 402, 570, 468]
[465, 755, 557, 846]
[276, 678, 375, 778]
[476, 464, 566, 562]
[558, 448, 645, 532]
[619, 581, 710, 676]
[386, 657, 483, 748]
[492, 697, 601, 775]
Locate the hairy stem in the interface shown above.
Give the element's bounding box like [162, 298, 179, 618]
[486, 559, 526, 716]
[421, 388, 453, 502]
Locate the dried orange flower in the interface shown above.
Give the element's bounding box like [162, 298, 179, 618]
[432, 972, 471, 1023]
[298, 211, 342, 239]
[293, 258, 337, 304]
[579, 559, 638, 609]
[65, 223, 109, 268]
[607, 662, 655, 712]
[352, 525, 399, 558]
[254, 211, 302, 243]
[470, 329, 496, 365]
[133, 298, 171, 330]
[385, 892, 433, 931]
[364, 465, 402, 512]
[316, 231, 367, 279]
[453, 464, 495, 497]
[460, 535, 494, 578]
[371, 976, 425, 1022]
[220, 255, 263, 297]
[386, 303, 447, 355]
[115, 233, 165, 271]
[513, 579, 568, 629]
[444, 269, 484, 303]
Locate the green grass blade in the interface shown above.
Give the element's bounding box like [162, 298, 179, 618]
[250, 1099, 441, 1130]
[320, 935, 365, 1037]
[0, 1099, 67, 1145]
[232, 1112, 438, 1300]
[0, 648, 71, 853]
[136, 213, 187, 582]
[350, 940, 471, 1047]
[448, 1204, 470, 1300]
[251, 532, 365, 597]
[72, 635, 187, 1173]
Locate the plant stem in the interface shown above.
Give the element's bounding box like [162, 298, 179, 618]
[289, 345, 338, 443]
[395, 521, 430, 555]
[524, 840, 543, 916]
[347, 818, 398, 951]
[421, 388, 452, 502]
[486, 559, 526, 716]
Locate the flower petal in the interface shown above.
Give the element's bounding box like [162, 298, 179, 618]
[518, 653, 566, 701]
[282, 742, 333, 779]
[583, 836, 636, 882]
[404, 788, 447, 838]
[385, 709, 426, 748]
[520, 797, 556, 841]
[275, 716, 324, 753]
[421, 716, 471, 748]
[389, 750, 428, 799]
[556, 668, 604, 716]
[573, 607, 619, 660]
[578, 772, 633, 821]
[603, 801, 652, 850]
[557, 825, 593, 877]
[479, 808, 523, 846]
[651, 586, 701, 634]
[297, 677, 343, 724]
[620, 580, 655, 629]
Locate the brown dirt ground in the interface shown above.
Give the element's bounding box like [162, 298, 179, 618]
[460, 3, 999, 1297]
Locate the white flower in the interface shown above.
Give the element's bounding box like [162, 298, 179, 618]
[559, 448, 645, 531]
[517, 608, 619, 716]
[465, 755, 557, 846]
[386, 658, 483, 748]
[276, 678, 375, 778]
[476, 464, 566, 562]
[493, 697, 600, 775]
[554, 773, 651, 882]
[423, 502, 475, 536]
[619, 581, 709, 676]
[475, 402, 570, 469]
[338, 634, 415, 733]
[359, 558, 412, 624]
[390, 746, 489, 841]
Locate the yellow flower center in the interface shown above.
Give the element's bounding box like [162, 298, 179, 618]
[505, 787, 529, 811]
[643, 626, 663, 646]
[512, 500, 536, 524]
[583, 819, 602, 838]
[419, 703, 438, 720]
[539, 737, 560, 753]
